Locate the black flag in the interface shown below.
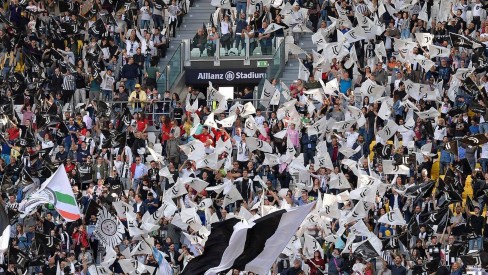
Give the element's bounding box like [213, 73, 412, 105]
[447, 107, 465, 117]
[460, 252, 488, 268]
[9, 247, 28, 267]
[34, 232, 61, 251]
[84, 199, 102, 224]
[449, 32, 484, 49]
[117, 107, 132, 131]
[459, 134, 488, 147]
[466, 196, 475, 212]
[403, 181, 435, 199]
[89, 19, 106, 36]
[56, 122, 70, 139]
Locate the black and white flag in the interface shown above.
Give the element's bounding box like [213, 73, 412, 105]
[459, 134, 488, 147]
[94, 207, 125, 248]
[181, 203, 315, 275]
[0, 202, 10, 254]
[35, 232, 61, 251]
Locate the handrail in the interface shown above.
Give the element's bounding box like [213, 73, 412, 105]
[157, 42, 184, 92]
[255, 37, 286, 104]
[205, 98, 274, 118]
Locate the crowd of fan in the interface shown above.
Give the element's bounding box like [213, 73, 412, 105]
[0, 0, 488, 274]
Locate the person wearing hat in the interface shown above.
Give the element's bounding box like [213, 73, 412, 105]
[129, 83, 147, 112]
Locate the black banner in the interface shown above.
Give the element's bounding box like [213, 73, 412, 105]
[185, 68, 267, 85]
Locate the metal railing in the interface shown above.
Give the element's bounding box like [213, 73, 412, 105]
[183, 35, 286, 66]
[106, 100, 173, 129]
[157, 42, 185, 93]
[206, 98, 275, 118]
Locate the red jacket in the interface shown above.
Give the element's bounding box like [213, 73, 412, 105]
[193, 132, 212, 143]
[161, 123, 171, 141]
[72, 230, 89, 248]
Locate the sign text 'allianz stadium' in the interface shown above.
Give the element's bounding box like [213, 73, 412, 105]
[197, 71, 266, 81]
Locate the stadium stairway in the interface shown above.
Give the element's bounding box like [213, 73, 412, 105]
[279, 32, 315, 86]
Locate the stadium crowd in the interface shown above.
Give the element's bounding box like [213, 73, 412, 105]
[0, 0, 486, 274]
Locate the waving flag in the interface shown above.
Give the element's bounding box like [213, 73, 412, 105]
[21, 164, 81, 221]
[181, 203, 315, 275]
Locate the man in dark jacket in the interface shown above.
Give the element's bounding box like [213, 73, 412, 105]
[301, 130, 317, 166]
[121, 57, 139, 92]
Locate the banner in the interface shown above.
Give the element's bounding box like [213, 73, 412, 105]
[185, 68, 267, 85]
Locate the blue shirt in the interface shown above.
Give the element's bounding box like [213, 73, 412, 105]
[393, 100, 404, 116]
[1, 143, 11, 155]
[458, 146, 466, 159]
[145, 198, 159, 214]
[339, 78, 352, 94]
[469, 124, 480, 134]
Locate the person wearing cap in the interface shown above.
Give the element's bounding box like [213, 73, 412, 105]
[129, 83, 147, 112]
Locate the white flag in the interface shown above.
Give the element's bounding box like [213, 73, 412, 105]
[211, 0, 231, 8]
[303, 234, 323, 258]
[263, 153, 281, 166]
[329, 173, 352, 189]
[311, 31, 327, 51]
[375, 41, 387, 59]
[241, 102, 256, 118]
[428, 44, 450, 58]
[261, 79, 274, 108]
[119, 259, 147, 275]
[298, 59, 310, 81]
[378, 120, 398, 141]
[203, 112, 218, 129]
[361, 78, 385, 99]
[263, 23, 284, 34]
[378, 208, 407, 225]
[383, 160, 410, 175]
[165, 179, 188, 198]
[216, 114, 237, 128]
[415, 33, 434, 47]
[247, 137, 273, 153]
[418, 2, 428, 22]
[415, 107, 440, 120]
[416, 57, 435, 71]
[244, 116, 257, 137]
[223, 185, 243, 207]
[187, 177, 210, 192]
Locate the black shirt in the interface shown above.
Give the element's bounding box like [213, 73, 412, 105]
[43, 219, 55, 235]
[469, 214, 484, 235]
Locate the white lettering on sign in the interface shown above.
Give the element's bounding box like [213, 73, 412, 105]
[197, 71, 266, 81]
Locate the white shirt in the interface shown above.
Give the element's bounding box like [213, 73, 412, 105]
[125, 40, 140, 57]
[83, 114, 93, 130]
[434, 125, 446, 141]
[254, 115, 265, 126]
[236, 141, 249, 162]
[221, 21, 231, 35]
[346, 131, 359, 148]
[401, 129, 416, 144]
[140, 6, 151, 21]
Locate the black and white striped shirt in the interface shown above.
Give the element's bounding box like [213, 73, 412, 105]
[6, 201, 18, 211]
[62, 74, 76, 91]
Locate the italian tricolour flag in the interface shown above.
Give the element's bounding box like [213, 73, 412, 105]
[38, 164, 81, 221]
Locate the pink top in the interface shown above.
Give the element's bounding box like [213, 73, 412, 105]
[22, 110, 34, 125]
[287, 128, 299, 147]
